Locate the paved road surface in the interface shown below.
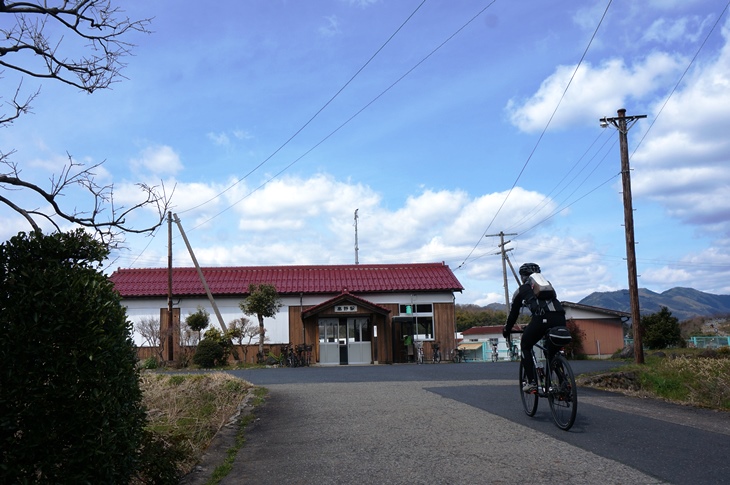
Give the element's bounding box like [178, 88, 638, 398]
[198, 362, 730, 484]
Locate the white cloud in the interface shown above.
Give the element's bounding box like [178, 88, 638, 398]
[506, 54, 683, 133]
[341, 0, 379, 8]
[631, 18, 730, 233]
[207, 132, 230, 146]
[319, 15, 341, 37]
[130, 145, 183, 177]
[642, 15, 712, 44]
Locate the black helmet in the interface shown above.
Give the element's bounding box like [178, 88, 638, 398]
[519, 263, 541, 283]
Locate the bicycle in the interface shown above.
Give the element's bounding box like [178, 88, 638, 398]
[508, 327, 577, 431]
[415, 341, 424, 364]
[296, 344, 312, 367]
[432, 343, 441, 364]
[451, 347, 466, 363]
[281, 344, 300, 368]
[490, 344, 499, 363]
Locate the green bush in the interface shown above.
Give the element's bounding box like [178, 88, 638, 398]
[133, 430, 185, 484]
[141, 356, 159, 369]
[193, 338, 226, 368]
[0, 230, 146, 483]
[186, 306, 210, 333]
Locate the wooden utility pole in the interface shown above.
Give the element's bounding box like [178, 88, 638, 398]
[354, 209, 359, 265]
[166, 211, 174, 361]
[488, 232, 517, 307]
[167, 211, 173, 325]
[601, 109, 647, 364]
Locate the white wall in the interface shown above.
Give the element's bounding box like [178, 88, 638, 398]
[124, 296, 290, 346]
[123, 292, 456, 346]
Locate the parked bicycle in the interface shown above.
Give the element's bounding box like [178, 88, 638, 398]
[451, 347, 466, 363]
[508, 327, 577, 431]
[296, 344, 312, 367]
[281, 344, 300, 368]
[415, 340, 424, 364]
[432, 343, 441, 364]
[490, 343, 499, 362]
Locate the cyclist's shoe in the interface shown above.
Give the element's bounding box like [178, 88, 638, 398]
[522, 381, 538, 393]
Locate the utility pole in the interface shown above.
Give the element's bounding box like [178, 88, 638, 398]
[354, 209, 359, 265]
[167, 211, 174, 361]
[600, 109, 647, 364]
[488, 232, 518, 307]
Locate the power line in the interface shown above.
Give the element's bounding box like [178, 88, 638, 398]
[457, 0, 613, 270]
[187, 1, 500, 231]
[509, 0, 730, 245]
[177, 0, 429, 216]
[630, 0, 730, 159]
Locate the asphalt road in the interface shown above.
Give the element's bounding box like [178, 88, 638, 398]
[205, 361, 730, 484]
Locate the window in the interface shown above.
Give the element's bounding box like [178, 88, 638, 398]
[399, 303, 433, 314]
[398, 303, 434, 340]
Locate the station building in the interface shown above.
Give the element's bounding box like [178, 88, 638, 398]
[110, 262, 464, 365]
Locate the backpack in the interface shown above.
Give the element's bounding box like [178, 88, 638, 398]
[524, 273, 563, 315]
[529, 273, 556, 300]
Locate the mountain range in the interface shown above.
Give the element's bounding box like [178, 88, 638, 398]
[577, 287, 730, 322]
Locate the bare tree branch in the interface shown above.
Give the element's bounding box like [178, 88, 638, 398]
[0, 1, 152, 92]
[1, 154, 174, 248]
[0, 2, 169, 247]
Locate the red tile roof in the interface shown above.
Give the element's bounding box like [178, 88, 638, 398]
[110, 263, 463, 298]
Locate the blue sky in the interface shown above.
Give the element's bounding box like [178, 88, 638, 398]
[3, 0, 730, 306]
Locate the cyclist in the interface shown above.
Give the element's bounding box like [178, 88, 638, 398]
[502, 262, 566, 393]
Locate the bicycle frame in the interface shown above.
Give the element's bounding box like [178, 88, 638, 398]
[532, 342, 555, 396]
[509, 329, 578, 431]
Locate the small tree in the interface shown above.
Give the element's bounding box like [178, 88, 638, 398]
[185, 306, 210, 341]
[177, 321, 200, 368]
[643, 306, 684, 349]
[564, 318, 586, 359]
[135, 316, 165, 363]
[228, 317, 261, 363]
[239, 284, 282, 360]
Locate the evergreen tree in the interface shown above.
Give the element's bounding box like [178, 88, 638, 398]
[642, 306, 684, 349]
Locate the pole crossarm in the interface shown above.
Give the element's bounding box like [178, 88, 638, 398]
[600, 114, 646, 134]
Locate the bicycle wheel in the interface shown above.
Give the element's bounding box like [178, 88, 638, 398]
[548, 354, 577, 431]
[519, 360, 538, 416]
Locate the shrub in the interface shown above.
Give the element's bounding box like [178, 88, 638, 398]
[0, 230, 146, 483]
[141, 357, 160, 369]
[133, 430, 185, 484]
[193, 338, 226, 368]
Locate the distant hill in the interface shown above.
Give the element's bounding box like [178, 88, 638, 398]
[578, 287, 730, 322]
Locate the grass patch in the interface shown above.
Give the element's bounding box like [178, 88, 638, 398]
[140, 372, 255, 478]
[205, 387, 268, 485]
[584, 348, 730, 411]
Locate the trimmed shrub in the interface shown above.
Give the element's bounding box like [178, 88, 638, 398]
[0, 230, 146, 483]
[193, 338, 226, 368]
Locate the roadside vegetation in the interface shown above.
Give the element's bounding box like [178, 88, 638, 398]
[581, 347, 730, 411]
[581, 307, 730, 411]
[139, 372, 264, 483]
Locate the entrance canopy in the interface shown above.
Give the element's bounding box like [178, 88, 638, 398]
[301, 290, 390, 319]
[458, 342, 484, 350]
